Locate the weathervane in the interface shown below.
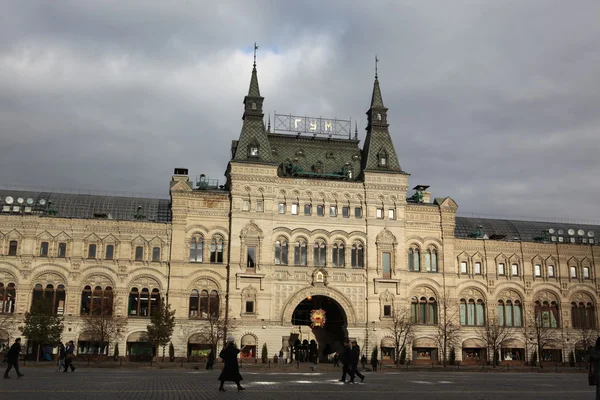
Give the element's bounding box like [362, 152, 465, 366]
[253, 42, 259, 67]
[375, 55, 379, 79]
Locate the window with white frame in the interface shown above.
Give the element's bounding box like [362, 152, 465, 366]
[242, 199, 250, 211]
[570, 266, 577, 278]
[584, 267, 590, 279]
[460, 261, 468, 274]
[376, 208, 383, 219]
[548, 265, 555, 277]
[511, 264, 519, 276]
[256, 200, 264, 212]
[498, 263, 505, 276]
[388, 208, 395, 220]
[474, 262, 482, 275]
[278, 203, 286, 214]
[329, 205, 337, 217]
[291, 203, 299, 215]
[534, 264, 541, 277]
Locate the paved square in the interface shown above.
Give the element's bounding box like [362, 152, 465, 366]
[0, 367, 595, 400]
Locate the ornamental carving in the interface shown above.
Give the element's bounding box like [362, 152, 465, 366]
[240, 221, 263, 238]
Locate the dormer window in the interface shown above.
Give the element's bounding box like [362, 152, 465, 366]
[377, 113, 382, 120]
[251, 102, 257, 110]
[248, 140, 259, 158]
[378, 149, 388, 167]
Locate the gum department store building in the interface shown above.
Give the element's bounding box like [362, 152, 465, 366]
[1, 61, 598, 365]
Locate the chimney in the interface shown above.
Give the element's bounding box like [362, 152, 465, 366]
[422, 191, 432, 203]
[171, 168, 189, 186]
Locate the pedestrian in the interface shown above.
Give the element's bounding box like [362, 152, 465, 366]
[339, 340, 352, 382]
[206, 349, 215, 370]
[57, 342, 66, 372]
[218, 336, 245, 392]
[361, 354, 367, 371]
[588, 336, 600, 399]
[3, 337, 24, 379]
[333, 352, 339, 367]
[349, 340, 365, 383]
[371, 352, 378, 371]
[63, 340, 76, 372]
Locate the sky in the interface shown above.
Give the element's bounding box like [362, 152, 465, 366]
[1, 0, 599, 222]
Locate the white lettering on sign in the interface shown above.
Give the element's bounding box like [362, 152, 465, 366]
[324, 121, 333, 132]
[294, 118, 303, 129]
[309, 120, 317, 131]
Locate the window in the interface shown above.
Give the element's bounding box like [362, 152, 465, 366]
[354, 207, 362, 218]
[128, 287, 160, 317]
[570, 266, 577, 278]
[189, 289, 219, 319]
[382, 252, 391, 279]
[249, 146, 259, 157]
[0, 282, 16, 314]
[304, 204, 312, 216]
[330, 206, 337, 217]
[247, 247, 256, 269]
[88, 244, 97, 259]
[547, 265, 555, 277]
[474, 262, 482, 275]
[351, 244, 364, 268]
[152, 247, 161, 262]
[383, 305, 392, 317]
[411, 296, 437, 324]
[378, 151, 388, 167]
[388, 208, 395, 220]
[210, 237, 224, 263]
[408, 247, 420, 272]
[80, 286, 113, 315]
[313, 241, 327, 266]
[190, 237, 204, 262]
[242, 199, 250, 211]
[57, 243, 67, 258]
[497, 263, 505, 276]
[535, 301, 559, 328]
[256, 200, 264, 212]
[376, 208, 383, 219]
[31, 284, 65, 315]
[105, 245, 114, 260]
[511, 264, 519, 276]
[317, 205, 324, 217]
[291, 203, 299, 215]
[294, 241, 308, 266]
[425, 249, 438, 272]
[274, 240, 289, 265]
[460, 261, 468, 274]
[40, 242, 49, 257]
[584, 267, 590, 279]
[534, 264, 541, 277]
[497, 299, 523, 327]
[572, 301, 595, 329]
[332, 243, 345, 267]
[460, 298, 485, 326]
[278, 203, 286, 214]
[342, 206, 349, 218]
[8, 241, 17, 256]
[135, 246, 144, 261]
[245, 301, 255, 314]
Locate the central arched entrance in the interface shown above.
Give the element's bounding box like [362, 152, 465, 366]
[291, 295, 348, 361]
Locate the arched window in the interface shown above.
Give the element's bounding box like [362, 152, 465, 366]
[497, 298, 522, 327]
[31, 283, 65, 315]
[8, 240, 18, 256]
[200, 290, 209, 318]
[460, 298, 485, 326]
[408, 247, 420, 272]
[572, 301, 595, 329]
[190, 236, 204, 263]
[332, 242, 345, 267]
[189, 289, 199, 318]
[105, 244, 114, 260]
[294, 240, 307, 266]
[0, 282, 16, 314]
[313, 241, 327, 267]
[210, 237, 224, 263]
[425, 248, 438, 272]
[351, 243, 364, 268]
[209, 290, 219, 317]
[128, 287, 160, 317]
[81, 286, 113, 316]
[535, 300, 559, 328]
[274, 240, 289, 265]
[411, 296, 437, 324]
[190, 289, 219, 319]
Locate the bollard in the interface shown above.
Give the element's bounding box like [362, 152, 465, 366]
[268, 360, 271, 369]
[120, 357, 122, 367]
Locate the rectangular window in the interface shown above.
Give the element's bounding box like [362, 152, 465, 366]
[534, 264, 541, 277]
[245, 301, 255, 313]
[388, 208, 395, 220]
[40, 242, 49, 257]
[382, 252, 391, 279]
[247, 247, 256, 269]
[376, 208, 383, 219]
[304, 204, 312, 216]
[8, 241, 17, 256]
[342, 206, 349, 218]
[256, 200, 264, 212]
[152, 247, 160, 262]
[242, 199, 250, 211]
[135, 246, 143, 261]
[474, 262, 482, 275]
[584, 267, 590, 279]
[291, 203, 299, 215]
[58, 243, 67, 258]
[511, 264, 519, 276]
[383, 305, 392, 317]
[278, 203, 286, 214]
[329, 206, 337, 217]
[460, 261, 468, 274]
[548, 265, 555, 277]
[354, 207, 362, 218]
[570, 266, 577, 278]
[105, 245, 114, 260]
[88, 244, 97, 259]
[317, 205, 324, 217]
[498, 263, 505, 275]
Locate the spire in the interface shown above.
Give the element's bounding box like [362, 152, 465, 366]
[370, 56, 384, 108]
[354, 121, 358, 140]
[248, 43, 261, 97]
[267, 114, 271, 133]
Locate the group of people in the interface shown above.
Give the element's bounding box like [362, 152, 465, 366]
[3, 338, 77, 379]
[339, 339, 366, 383]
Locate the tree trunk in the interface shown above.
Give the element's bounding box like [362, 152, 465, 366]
[36, 343, 41, 363]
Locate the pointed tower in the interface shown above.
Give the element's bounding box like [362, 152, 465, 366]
[232, 57, 273, 162]
[361, 66, 404, 174]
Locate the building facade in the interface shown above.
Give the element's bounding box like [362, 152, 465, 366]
[1, 63, 598, 364]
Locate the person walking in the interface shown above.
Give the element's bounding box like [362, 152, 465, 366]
[57, 343, 66, 373]
[333, 352, 339, 367]
[589, 337, 600, 399]
[218, 336, 245, 392]
[206, 349, 215, 370]
[3, 337, 24, 379]
[370, 351, 378, 372]
[361, 354, 367, 371]
[63, 340, 76, 372]
[349, 340, 365, 383]
[339, 340, 352, 382]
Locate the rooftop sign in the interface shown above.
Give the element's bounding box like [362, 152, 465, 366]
[273, 113, 351, 137]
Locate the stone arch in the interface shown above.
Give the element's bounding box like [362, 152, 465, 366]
[127, 274, 163, 290]
[240, 222, 263, 238]
[532, 288, 561, 303]
[187, 275, 222, 292]
[209, 226, 229, 236]
[79, 271, 117, 288]
[377, 229, 397, 245]
[239, 332, 258, 347]
[408, 283, 440, 299]
[30, 270, 68, 287]
[405, 234, 424, 243]
[457, 285, 488, 301]
[280, 286, 357, 326]
[0, 265, 19, 283]
[380, 289, 395, 303]
[330, 230, 350, 239]
[273, 227, 293, 237]
[185, 224, 210, 234]
[347, 231, 367, 240]
[569, 290, 596, 304]
[423, 236, 443, 247]
[493, 286, 524, 302]
[312, 229, 330, 239]
[186, 270, 226, 284]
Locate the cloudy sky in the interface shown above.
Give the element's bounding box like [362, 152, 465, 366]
[1, 1, 599, 222]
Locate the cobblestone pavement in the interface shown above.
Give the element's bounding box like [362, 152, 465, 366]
[1, 367, 595, 400]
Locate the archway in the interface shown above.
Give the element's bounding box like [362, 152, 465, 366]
[290, 295, 348, 361]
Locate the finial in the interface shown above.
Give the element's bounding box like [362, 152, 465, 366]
[267, 113, 271, 132]
[375, 55, 379, 79]
[253, 42, 259, 68]
[354, 121, 358, 140]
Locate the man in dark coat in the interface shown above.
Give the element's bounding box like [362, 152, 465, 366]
[218, 336, 245, 392]
[4, 337, 24, 379]
[63, 340, 76, 372]
[349, 340, 365, 383]
[339, 340, 352, 382]
[206, 349, 215, 370]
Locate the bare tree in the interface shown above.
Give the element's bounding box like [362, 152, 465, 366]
[476, 318, 514, 367]
[385, 305, 415, 364]
[81, 298, 127, 358]
[573, 327, 598, 358]
[434, 289, 460, 366]
[526, 307, 561, 369]
[194, 311, 236, 353]
[0, 313, 16, 352]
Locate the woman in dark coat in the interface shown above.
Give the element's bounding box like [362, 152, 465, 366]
[218, 336, 245, 392]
